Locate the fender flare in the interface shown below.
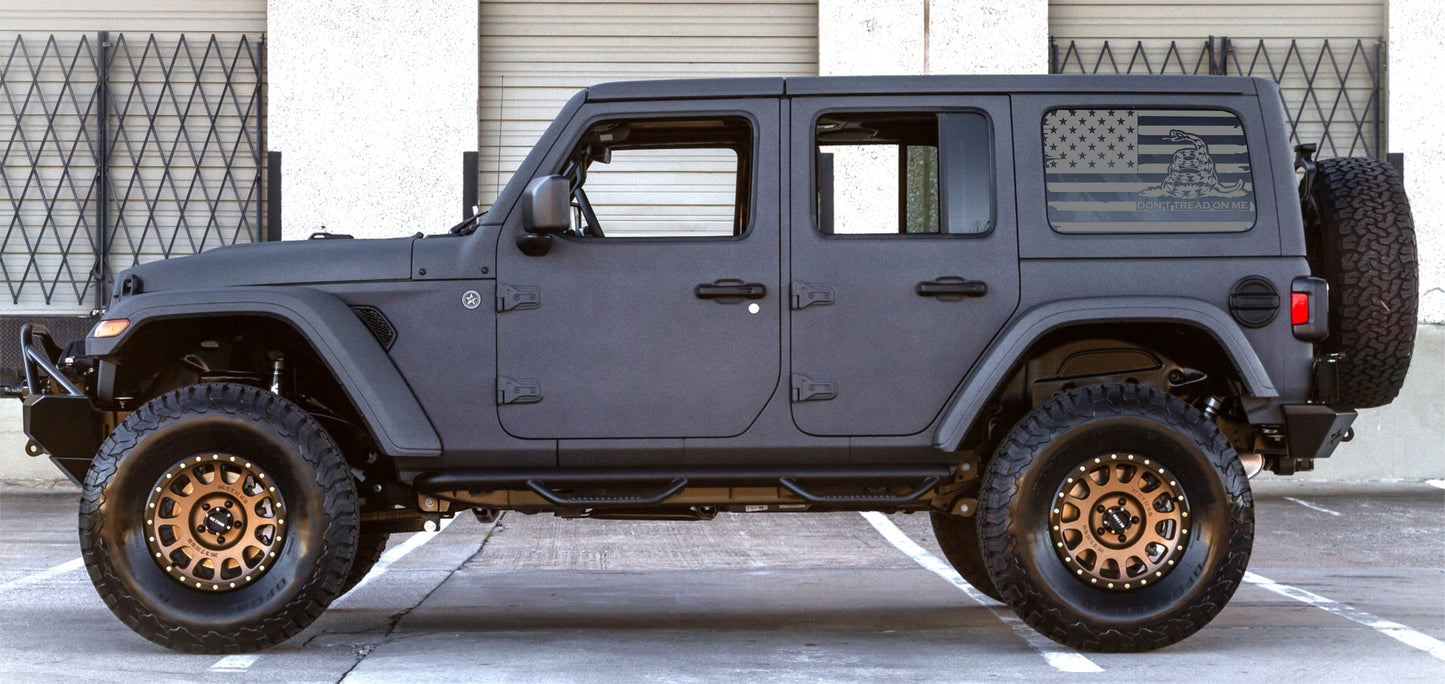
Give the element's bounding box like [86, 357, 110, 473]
[932, 296, 1277, 451]
[90, 287, 442, 459]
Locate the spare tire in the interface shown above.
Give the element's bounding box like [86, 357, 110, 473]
[1304, 157, 1418, 408]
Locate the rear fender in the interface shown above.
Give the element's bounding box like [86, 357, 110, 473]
[933, 296, 1277, 451]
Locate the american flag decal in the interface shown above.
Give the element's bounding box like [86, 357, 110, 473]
[1043, 109, 1255, 233]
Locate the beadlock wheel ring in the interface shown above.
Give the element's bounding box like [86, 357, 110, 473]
[143, 453, 287, 592]
[1048, 453, 1190, 591]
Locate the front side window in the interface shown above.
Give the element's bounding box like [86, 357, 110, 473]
[560, 117, 751, 238]
[1043, 108, 1256, 233]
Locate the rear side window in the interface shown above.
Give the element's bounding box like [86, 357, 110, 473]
[816, 111, 992, 235]
[1043, 108, 1255, 233]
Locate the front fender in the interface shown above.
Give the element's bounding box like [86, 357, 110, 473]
[90, 287, 442, 459]
[932, 296, 1277, 451]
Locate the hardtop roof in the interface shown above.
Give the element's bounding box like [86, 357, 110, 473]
[585, 74, 1262, 102]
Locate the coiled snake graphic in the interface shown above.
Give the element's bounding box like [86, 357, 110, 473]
[1140, 130, 1246, 198]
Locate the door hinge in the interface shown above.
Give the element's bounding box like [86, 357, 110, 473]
[497, 376, 542, 405]
[790, 282, 835, 310]
[497, 284, 541, 312]
[791, 374, 837, 402]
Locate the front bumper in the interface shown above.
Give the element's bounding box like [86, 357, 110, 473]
[14, 324, 102, 485]
[23, 394, 101, 485]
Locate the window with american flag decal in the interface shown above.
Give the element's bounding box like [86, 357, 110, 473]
[1042, 108, 1255, 233]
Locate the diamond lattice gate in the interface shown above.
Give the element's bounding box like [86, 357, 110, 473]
[1050, 36, 1385, 160]
[1, 32, 266, 382]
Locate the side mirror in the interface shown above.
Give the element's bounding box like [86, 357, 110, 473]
[518, 175, 571, 256]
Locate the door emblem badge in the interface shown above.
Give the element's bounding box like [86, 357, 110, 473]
[462, 290, 482, 310]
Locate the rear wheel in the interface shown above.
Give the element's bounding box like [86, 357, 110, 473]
[930, 508, 1001, 601]
[80, 383, 359, 653]
[978, 384, 1253, 651]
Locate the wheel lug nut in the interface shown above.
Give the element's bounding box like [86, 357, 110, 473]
[217, 536, 226, 544]
[202, 503, 211, 511]
[1117, 498, 1127, 506]
[1096, 527, 1107, 535]
[1131, 516, 1140, 524]
[1118, 534, 1127, 542]
[196, 525, 206, 533]
[1095, 505, 1105, 513]
[224, 501, 233, 509]
[232, 521, 242, 529]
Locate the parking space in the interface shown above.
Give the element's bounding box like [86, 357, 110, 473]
[1, 481, 1441, 682]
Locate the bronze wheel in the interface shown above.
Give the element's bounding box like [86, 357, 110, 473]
[81, 383, 358, 653]
[978, 384, 1253, 652]
[1048, 454, 1189, 591]
[145, 454, 288, 591]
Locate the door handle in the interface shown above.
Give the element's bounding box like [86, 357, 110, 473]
[916, 278, 987, 298]
[695, 282, 767, 299]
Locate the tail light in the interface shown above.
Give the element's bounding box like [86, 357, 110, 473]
[1290, 292, 1310, 325]
[1291, 277, 1329, 341]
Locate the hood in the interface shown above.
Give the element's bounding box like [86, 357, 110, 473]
[111, 236, 415, 300]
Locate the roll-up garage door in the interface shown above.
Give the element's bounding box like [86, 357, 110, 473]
[1, 1, 267, 316]
[478, 1, 819, 215]
[1049, 0, 1386, 157]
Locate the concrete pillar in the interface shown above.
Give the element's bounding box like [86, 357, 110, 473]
[1388, 0, 1444, 325]
[267, 1, 478, 239]
[927, 0, 1049, 74]
[818, 0, 1048, 76]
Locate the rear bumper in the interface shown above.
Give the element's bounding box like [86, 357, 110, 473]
[1281, 404, 1357, 462]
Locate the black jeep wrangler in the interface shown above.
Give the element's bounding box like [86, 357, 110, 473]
[13, 75, 1416, 653]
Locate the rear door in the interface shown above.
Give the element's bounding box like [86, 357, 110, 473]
[787, 95, 1019, 437]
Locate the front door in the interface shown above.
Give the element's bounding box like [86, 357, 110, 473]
[495, 101, 780, 440]
[788, 96, 1020, 437]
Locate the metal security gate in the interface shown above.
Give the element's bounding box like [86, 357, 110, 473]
[1, 31, 266, 382]
[1049, 36, 1385, 160]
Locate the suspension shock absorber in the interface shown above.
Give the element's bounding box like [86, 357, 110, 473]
[1200, 396, 1225, 421]
[270, 355, 286, 396]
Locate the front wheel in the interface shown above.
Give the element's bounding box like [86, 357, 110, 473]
[978, 384, 1253, 652]
[80, 383, 360, 653]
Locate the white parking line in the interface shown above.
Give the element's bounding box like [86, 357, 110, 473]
[337, 517, 455, 600]
[1284, 496, 1342, 516]
[1244, 571, 1445, 662]
[860, 512, 1103, 673]
[209, 654, 260, 672]
[0, 557, 84, 593]
[1426, 480, 1445, 490]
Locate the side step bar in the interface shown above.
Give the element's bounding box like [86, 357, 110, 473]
[414, 465, 953, 507]
[526, 478, 688, 506]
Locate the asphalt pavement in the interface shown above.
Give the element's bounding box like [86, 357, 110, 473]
[1, 479, 1442, 683]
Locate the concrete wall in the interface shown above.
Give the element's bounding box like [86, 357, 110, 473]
[818, 0, 1047, 76]
[1388, 0, 1444, 324]
[267, 0, 478, 240]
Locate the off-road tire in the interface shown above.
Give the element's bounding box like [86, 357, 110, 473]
[80, 383, 359, 653]
[930, 509, 1001, 601]
[978, 384, 1253, 652]
[339, 531, 390, 596]
[1306, 157, 1418, 408]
